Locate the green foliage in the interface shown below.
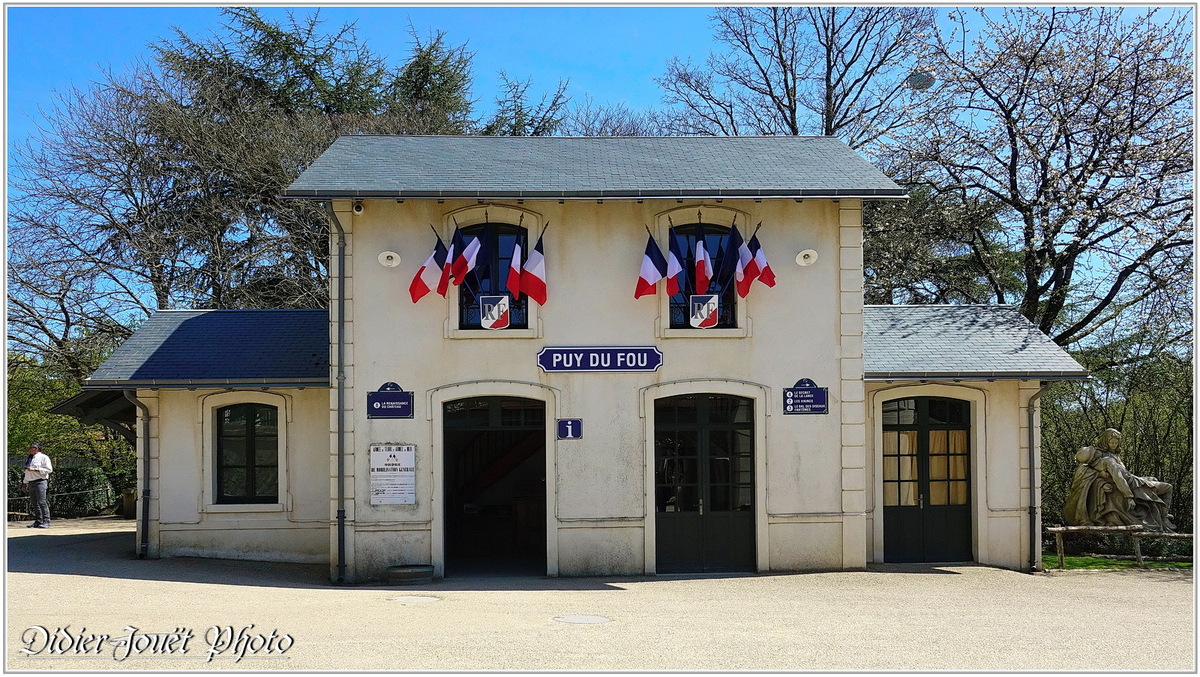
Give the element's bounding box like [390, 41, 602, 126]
[390, 30, 475, 133]
[864, 186, 1024, 305]
[481, 73, 570, 136]
[7, 353, 137, 495]
[1042, 349, 1193, 533]
[8, 465, 114, 519]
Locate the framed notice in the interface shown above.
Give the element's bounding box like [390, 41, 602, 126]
[369, 444, 416, 505]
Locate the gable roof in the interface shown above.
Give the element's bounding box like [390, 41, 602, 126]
[84, 310, 329, 389]
[862, 305, 1089, 380]
[284, 135, 907, 200]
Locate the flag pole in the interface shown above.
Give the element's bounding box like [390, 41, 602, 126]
[428, 224, 444, 242]
[749, 221, 763, 240]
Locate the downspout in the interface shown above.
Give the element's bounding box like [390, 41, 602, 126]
[1027, 382, 1051, 572]
[324, 202, 348, 584]
[123, 389, 151, 559]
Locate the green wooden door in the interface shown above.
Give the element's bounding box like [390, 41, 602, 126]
[655, 394, 755, 573]
[882, 397, 972, 563]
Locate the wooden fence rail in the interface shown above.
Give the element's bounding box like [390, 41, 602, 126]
[1046, 525, 1193, 569]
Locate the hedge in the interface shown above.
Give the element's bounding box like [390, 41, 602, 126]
[7, 465, 114, 519]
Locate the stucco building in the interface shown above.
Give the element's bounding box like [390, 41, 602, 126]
[57, 136, 1087, 582]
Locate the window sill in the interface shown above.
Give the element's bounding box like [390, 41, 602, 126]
[203, 503, 285, 514]
[445, 318, 543, 340]
[657, 316, 751, 339]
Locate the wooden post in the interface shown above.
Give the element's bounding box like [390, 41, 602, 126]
[1132, 534, 1144, 567]
[1056, 532, 1065, 569]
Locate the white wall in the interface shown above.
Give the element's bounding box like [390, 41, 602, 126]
[864, 380, 1044, 571]
[332, 197, 864, 580]
[136, 387, 329, 562]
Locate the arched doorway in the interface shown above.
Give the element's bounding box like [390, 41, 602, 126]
[443, 396, 546, 575]
[882, 396, 972, 562]
[654, 393, 755, 573]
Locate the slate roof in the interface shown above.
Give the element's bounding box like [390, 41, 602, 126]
[79, 305, 1085, 390]
[862, 305, 1089, 380]
[84, 310, 329, 388]
[284, 135, 907, 200]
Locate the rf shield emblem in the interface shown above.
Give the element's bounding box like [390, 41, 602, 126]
[689, 294, 719, 329]
[480, 295, 511, 330]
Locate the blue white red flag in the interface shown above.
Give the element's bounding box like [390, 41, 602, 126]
[713, 225, 744, 292]
[409, 235, 449, 303]
[449, 226, 481, 286]
[634, 233, 667, 298]
[735, 231, 759, 298]
[521, 232, 548, 305]
[506, 239, 523, 300]
[693, 223, 713, 295]
[666, 227, 688, 297]
[436, 232, 457, 296]
[749, 234, 775, 288]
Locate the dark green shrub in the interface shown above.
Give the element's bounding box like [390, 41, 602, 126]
[8, 465, 113, 519]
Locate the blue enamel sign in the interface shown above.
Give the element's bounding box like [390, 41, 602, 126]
[537, 346, 664, 373]
[367, 384, 414, 419]
[557, 419, 583, 440]
[783, 379, 828, 415]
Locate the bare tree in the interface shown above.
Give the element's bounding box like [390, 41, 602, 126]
[559, 96, 664, 136]
[901, 7, 1194, 348]
[656, 6, 934, 148]
[8, 8, 480, 370]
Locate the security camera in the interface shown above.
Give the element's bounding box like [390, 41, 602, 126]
[352, 201, 364, 214]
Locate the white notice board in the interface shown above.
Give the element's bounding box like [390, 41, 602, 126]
[369, 444, 416, 505]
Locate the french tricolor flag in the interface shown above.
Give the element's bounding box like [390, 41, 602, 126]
[693, 223, 713, 295]
[666, 226, 688, 297]
[735, 231, 759, 298]
[634, 233, 667, 298]
[449, 226, 481, 286]
[522, 232, 548, 305]
[749, 233, 775, 288]
[506, 239, 523, 300]
[409, 235, 449, 303]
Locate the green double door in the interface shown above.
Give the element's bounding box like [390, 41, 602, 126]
[882, 397, 973, 563]
[654, 394, 755, 573]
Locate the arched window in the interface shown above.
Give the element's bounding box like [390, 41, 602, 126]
[215, 403, 279, 504]
[458, 223, 530, 330]
[668, 224, 738, 329]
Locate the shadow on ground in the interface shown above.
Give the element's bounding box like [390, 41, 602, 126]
[8, 519, 982, 592]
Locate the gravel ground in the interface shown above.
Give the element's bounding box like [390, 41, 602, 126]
[6, 517, 1195, 672]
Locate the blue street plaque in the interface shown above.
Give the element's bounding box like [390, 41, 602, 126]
[367, 388, 414, 419]
[557, 419, 583, 440]
[783, 379, 828, 415]
[537, 346, 664, 373]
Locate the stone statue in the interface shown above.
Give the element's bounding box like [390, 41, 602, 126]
[1064, 428, 1175, 532]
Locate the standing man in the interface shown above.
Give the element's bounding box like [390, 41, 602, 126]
[24, 443, 53, 528]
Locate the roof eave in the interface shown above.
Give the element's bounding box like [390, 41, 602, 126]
[864, 372, 1091, 382]
[83, 378, 330, 389]
[281, 189, 909, 200]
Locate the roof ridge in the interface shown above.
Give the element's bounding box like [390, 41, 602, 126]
[336, 134, 834, 141]
[864, 304, 1016, 309]
[154, 308, 325, 313]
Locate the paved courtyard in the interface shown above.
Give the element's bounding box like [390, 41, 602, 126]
[5, 517, 1194, 671]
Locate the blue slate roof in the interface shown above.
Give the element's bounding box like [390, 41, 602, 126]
[82, 306, 1085, 389]
[284, 135, 907, 200]
[84, 310, 329, 388]
[863, 305, 1089, 380]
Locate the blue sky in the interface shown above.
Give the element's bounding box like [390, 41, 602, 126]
[6, 5, 717, 143]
